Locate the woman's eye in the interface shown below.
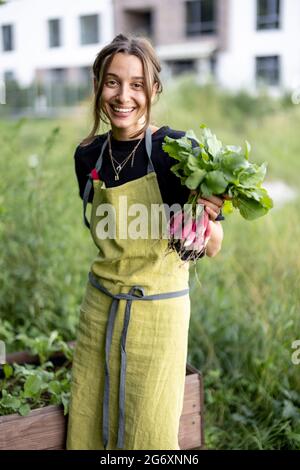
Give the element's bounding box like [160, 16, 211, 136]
[106, 80, 143, 88]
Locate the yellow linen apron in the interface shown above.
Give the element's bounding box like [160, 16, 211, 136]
[66, 127, 191, 450]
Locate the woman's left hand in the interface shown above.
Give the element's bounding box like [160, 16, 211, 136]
[190, 191, 225, 222]
[197, 195, 224, 221]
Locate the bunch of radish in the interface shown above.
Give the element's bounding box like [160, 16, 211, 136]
[166, 204, 212, 261]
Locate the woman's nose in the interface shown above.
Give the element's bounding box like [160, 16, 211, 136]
[115, 83, 132, 102]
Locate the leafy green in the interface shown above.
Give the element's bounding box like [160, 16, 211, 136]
[15, 330, 73, 363]
[162, 124, 273, 220]
[0, 332, 73, 417]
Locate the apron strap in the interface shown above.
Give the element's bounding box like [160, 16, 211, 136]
[82, 176, 92, 229]
[88, 270, 189, 450]
[82, 127, 155, 230]
[145, 126, 155, 174]
[82, 135, 109, 229]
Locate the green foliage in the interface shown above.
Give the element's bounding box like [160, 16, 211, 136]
[188, 197, 300, 449]
[15, 330, 73, 364]
[0, 334, 73, 417]
[163, 125, 273, 220]
[0, 118, 89, 351]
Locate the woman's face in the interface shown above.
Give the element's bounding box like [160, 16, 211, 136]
[99, 52, 157, 140]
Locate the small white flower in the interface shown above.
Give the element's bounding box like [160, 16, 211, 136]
[28, 154, 39, 168]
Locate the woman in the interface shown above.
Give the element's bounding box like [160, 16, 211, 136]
[66, 34, 224, 451]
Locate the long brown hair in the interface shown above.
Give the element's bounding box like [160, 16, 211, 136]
[80, 34, 163, 145]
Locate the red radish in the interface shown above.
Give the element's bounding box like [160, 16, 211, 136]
[190, 214, 206, 251]
[183, 218, 197, 247]
[169, 211, 184, 239]
[182, 212, 193, 239]
[190, 235, 205, 253]
[166, 203, 212, 261]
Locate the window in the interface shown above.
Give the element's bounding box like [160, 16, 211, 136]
[209, 55, 217, 77]
[79, 66, 92, 86]
[1, 24, 14, 51]
[48, 19, 61, 48]
[50, 68, 66, 83]
[186, 0, 216, 36]
[256, 56, 280, 86]
[4, 70, 15, 82]
[167, 59, 197, 76]
[80, 14, 99, 45]
[257, 0, 280, 30]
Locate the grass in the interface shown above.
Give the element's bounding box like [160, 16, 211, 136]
[0, 74, 299, 449]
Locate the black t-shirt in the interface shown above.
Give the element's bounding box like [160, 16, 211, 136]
[74, 125, 224, 219]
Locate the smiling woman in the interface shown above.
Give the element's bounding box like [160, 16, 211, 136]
[80, 34, 162, 145]
[99, 53, 156, 141]
[67, 33, 224, 452]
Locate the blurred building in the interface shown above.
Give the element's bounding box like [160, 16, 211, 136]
[0, 0, 299, 109]
[0, 0, 113, 87]
[113, 0, 223, 86]
[113, 0, 299, 95]
[218, 0, 299, 94]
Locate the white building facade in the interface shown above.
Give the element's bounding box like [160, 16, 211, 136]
[0, 0, 299, 96]
[112, 0, 299, 95]
[218, 0, 300, 94]
[0, 0, 114, 87]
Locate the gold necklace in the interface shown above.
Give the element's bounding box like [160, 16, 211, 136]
[108, 131, 143, 181]
[108, 131, 143, 169]
[108, 136, 137, 180]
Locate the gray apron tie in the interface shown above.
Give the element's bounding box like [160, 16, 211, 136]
[88, 270, 189, 450]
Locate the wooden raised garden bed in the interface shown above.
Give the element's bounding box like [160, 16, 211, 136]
[0, 345, 204, 450]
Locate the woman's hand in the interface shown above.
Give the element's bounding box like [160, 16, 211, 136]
[197, 195, 224, 221]
[205, 220, 224, 257]
[190, 191, 231, 221]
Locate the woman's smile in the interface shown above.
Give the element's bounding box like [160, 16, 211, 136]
[109, 104, 137, 118]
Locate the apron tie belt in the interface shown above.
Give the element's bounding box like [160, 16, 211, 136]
[88, 270, 189, 450]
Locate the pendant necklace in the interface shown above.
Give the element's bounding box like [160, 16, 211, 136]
[108, 130, 143, 181]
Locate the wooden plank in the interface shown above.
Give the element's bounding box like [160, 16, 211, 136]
[0, 405, 66, 450]
[186, 363, 202, 375]
[179, 412, 202, 449]
[182, 380, 202, 414]
[0, 405, 203, 450]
